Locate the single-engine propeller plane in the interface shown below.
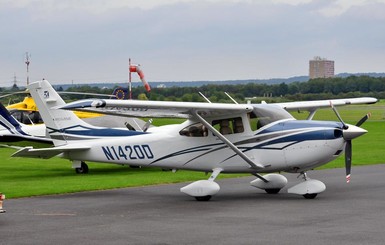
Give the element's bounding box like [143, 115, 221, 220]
[12, 80, 377, 200]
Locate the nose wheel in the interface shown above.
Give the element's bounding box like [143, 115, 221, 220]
[303, 193, 318, 199]
[287, 172, 326, 199]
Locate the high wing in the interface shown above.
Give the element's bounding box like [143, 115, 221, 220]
[58, 99, 254, 118]
[274, 97, 377, 111]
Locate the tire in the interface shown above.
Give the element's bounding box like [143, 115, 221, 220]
[75, 162, 89, 174]
[265, 188, 281, 194]
[303, 193, 317, 199]
[195, 195, 212, 201]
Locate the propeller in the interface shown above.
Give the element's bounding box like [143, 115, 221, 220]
[355, 113, 371, 127]
[330, 102, 370, 183]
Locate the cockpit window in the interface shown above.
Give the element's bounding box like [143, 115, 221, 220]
[10, 110, 44, 125]
[179, 123, 208, 137]
[250, 105, 294, 130]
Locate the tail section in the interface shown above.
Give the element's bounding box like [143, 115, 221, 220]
[28, 80, 143, 147]
[28, 80, 95, 146]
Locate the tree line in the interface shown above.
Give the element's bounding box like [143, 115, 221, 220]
[141, 75, 385, 102]
[2, 75, 384, 104]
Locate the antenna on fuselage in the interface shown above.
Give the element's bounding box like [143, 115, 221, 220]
[199, 92, 211, 103]
[224, 92, 238, 104]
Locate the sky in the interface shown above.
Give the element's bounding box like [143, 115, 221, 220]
[1, 0, 385, 86]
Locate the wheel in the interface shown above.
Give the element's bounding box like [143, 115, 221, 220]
[265, 188, 281, 194]
[303, 193, 317, 199]
[75, 162, 89, 174]
[195, 195, 212, 201]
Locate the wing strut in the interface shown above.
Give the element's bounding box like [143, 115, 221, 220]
[307, 109, 317, 120]
[192, 111, 264, 170]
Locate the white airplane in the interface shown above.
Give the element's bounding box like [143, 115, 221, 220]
[12, 80, 376, 200]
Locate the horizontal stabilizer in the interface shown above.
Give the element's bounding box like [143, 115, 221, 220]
[12, 145, 91, 159]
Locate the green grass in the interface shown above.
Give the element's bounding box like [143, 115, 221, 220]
[0, 149, 245, 198]
[1, 102, 384, 198]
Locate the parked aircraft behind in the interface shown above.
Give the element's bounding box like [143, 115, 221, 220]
[0, 103, 51, 148]
[3, 87, 128, 125]
[12, 80, 376, 201]
[0, 101, 146, 148]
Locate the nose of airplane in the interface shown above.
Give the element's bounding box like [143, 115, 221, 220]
[343, 124, 368, 140]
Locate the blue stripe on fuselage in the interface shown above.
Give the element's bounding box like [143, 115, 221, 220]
[48, 125, 146, 137]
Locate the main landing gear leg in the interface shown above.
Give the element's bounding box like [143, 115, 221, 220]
[287, 172, 326, 199]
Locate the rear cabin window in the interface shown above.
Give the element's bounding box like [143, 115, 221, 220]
[212, 117, 244, 135]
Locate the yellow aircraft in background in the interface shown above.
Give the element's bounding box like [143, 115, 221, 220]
[3, 87, 128, 125]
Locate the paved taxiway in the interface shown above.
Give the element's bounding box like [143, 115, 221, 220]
[1, 165, 385, 245]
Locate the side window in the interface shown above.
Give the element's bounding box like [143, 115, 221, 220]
[212, 117, 244, 135]
[248, 112, 261, 130]
[30, 111, 44, 124]
[179, 123, 208, 137]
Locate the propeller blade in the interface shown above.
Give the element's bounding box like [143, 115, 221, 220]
[356, 113, 371, 127]
[345, 140, 352, 183]
[330, 101, 348, 129]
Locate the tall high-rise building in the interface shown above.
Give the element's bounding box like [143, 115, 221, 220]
[309, 56, 335, 79]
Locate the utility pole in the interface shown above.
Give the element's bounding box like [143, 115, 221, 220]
[25, 52, 31, 86]
[13, 73, 17, 88]
[129, 58, 132, 100]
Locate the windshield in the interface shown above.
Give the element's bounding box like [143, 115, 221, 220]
[250, 104, 294, 129]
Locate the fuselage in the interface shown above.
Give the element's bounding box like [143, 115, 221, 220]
[62, 118, 346, 174]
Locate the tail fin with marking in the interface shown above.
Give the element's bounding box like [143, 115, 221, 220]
[27, 80, 138, 147]
[28, 80, 96, 146]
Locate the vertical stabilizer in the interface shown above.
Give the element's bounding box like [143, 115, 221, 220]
[0, 103, 26, 134]
[28, 80, 93, 146]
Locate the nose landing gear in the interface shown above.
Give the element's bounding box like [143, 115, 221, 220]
[288, 172, 326, 199]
